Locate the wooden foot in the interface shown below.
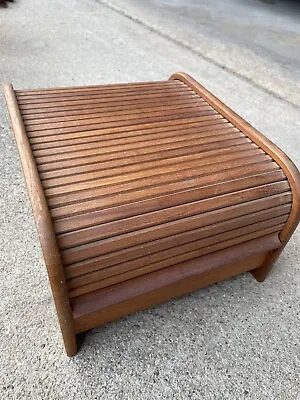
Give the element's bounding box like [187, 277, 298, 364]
[63, 331, 78, 357]
[251, 247, 284, 282]
[251, 265, 271, 282]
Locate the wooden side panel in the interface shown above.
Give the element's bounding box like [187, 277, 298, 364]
[3, 83, 77, 357]
[170, 72, 300, 280]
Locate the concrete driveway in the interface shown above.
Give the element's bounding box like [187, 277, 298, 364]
[100, 0, 300, 108]
[0, 1, 299, 399]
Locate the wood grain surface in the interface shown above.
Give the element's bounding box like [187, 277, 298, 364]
[4, 73, 300, 356]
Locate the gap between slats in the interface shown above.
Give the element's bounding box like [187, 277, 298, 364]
[35, 125, 237, 160]
[42, 143, 259, 189]
[30, 115, 224, 146]
[67, 213, 288, 290]
[32, 120, 229, 154]
[26, 104, 212, 132]
[67, 222, 285, 298]
[59, 189, 291, 265]
[17, 85, 193, 106]
[53, 170, 287, 234]
[40, 140, 254, 181]
[18, 91, 198, 111]
[49, 160, 281, 218]
[45, 151, 270, 207]
[44, 147, 264, 197]
[28, 110, 218, 138]
[21, 96, 202, 120]
[38, 135, 248, 173]
[35, 129, 244, 167]
[57, 180, 290, 251]
[19, 95, 199, 115]
[64, 203, 290, 280]
[15, 80, 183, 97]
[24, 100, 207, 125]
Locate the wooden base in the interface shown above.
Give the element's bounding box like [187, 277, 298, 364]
[71, 234, 279, 335]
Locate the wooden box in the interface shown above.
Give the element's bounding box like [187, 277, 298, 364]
[4, 73, 300, 356]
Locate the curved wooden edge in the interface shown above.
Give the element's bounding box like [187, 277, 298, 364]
[3, 83, 77, 357]
[170, 72, 300, 245]
[170, 72, 300, 281]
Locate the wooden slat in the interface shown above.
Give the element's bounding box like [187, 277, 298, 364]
[17, 83, 189, 100]
[18, 91, 198, 111]
[37, 129, 243, 167]
[71, 235, 282, 334]
[60, 191, 291, 265]
[29, 109, 217, 143]
[37, 133, 247, 173]
[54, 170, 287, 234]
[30, 115, 224, 146]
[24, 101, 208, 126]
[19, 94, 200, 115]
[17, 85, 194, 106]
[46, 153, 270, 208]
[26, 104, 213, 133]
[28, 110, 218, 138]
[21, 96, 202, 120]
[171, 72, 300, 256]
[34, 125, 234, 159]
[45, 149, 265, 197]
[40, 141, 252, 181]
[16, 80, 182, 96]
[50, 161, 281, 219]
[57, 181, 290, 250]
[35, 129, 243, 165]
[64, 217, 285, 281]
[40, 139, 252, 180]
[33, 120, 230, 153]
[68, 222, 285, 298]
[35, 125, 235, 159]
[65, 204, 291, 281]
[42, 145, 260, 189]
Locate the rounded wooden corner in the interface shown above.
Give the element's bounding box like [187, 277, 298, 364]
[169, 72, 300, 246]
[3, 82, 13, 93]
[3, 83, 77, 356]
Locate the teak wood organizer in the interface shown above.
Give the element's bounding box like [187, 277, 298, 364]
[4, 73, 300, 356]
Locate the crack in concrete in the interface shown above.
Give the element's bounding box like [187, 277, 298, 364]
[96, 0, 300, 111]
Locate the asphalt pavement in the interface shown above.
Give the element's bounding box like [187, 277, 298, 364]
[0, 1, 299, 399]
